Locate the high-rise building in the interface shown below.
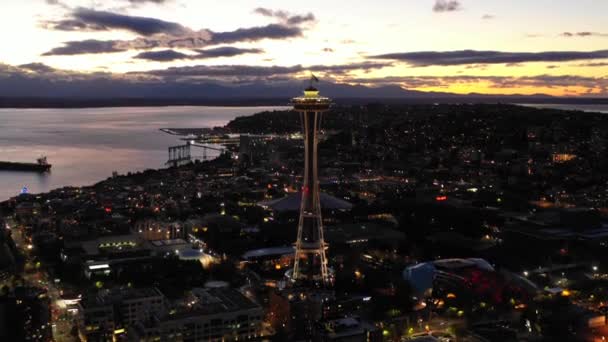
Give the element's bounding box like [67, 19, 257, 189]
[291, 82, 332, 286]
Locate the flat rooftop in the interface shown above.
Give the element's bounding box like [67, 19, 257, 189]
[149, 239, 188, 247]
[259, 192, 352, 212]
[168, 287, 260, 320]
[325, 223, 405, 244]
[242, 246, 294, 260]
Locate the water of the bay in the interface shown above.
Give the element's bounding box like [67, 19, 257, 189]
[0, 106, 286, 201]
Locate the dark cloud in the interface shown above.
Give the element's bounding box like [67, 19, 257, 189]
[42, 40, 126, 56]
[41, 19, 106, 31]
[210, 24, 302, 44]
[18, 63, 56, 73]
[561, 31, 608, 38]
[577, 62, 608, 67]
[315, 62, 391, 75]
[45, 0, 69, 9]
[286, 13, 316, 26]
[464, 64, 488, 70]
[433, 0, 462, 12]
[43, 8, 196, 37]
[133, 49, 191, 61]
[369, 49, 608, 66]
[253, 8, 274, 17]
[133, 47, 263, 61]
[253, 8, 316, 26]
[194, 46, 263, 58]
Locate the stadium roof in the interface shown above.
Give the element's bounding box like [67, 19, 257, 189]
[403, 258, 495, 296]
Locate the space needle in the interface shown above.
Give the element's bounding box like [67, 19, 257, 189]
[290, 75, 332, 287]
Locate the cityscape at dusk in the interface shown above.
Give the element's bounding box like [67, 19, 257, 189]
[2, 1, 608, 342]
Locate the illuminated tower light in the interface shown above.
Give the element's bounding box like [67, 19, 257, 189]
[290, 77, 332, 286]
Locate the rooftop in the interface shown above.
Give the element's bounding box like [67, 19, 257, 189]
[101, 287, 163, 301]
[319, 316, 376, 339]
[149, 239, 188, 247]
[325, 222, 405, 244]
[258, 192, 352, 212]
[242, 246, 294, 260]
[168, 287, 260, 320]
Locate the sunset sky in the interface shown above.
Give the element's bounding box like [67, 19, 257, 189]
[1, 0, 608, 97]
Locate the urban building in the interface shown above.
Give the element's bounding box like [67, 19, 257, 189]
[314, 316, 381, 342]
[78, 287, 165, 340]
[132, 287, 263, 341]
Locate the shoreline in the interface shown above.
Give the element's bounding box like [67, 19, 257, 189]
[1, 97, 608, 109]
[3, 102, 608, 203]
[0, 105, 273, 202]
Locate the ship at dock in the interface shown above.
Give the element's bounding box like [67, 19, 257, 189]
[0, 156, 52, 172]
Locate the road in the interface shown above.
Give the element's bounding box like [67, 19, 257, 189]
[7, 218, 78, 342]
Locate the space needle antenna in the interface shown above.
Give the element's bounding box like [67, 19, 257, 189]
[309, 73, 319, 88]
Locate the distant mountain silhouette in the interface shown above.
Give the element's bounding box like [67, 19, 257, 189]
[0, 75, 606, 107]
[0, 75, 449, 99]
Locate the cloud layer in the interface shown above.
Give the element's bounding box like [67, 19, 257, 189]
[42, 39, 126, 56]
[2, 61, 608, 99]
[21, 3, 608, 98]
[138, 61, 390, 79]
[348, 74, 608, 93]
[370, 49, 608, 66]
[561, 32, 608, 38]
[133, 47, 264, 61]
[253, 7, 316, 26]
[44, 8, 191, 35]
[42, 8, 311, 56]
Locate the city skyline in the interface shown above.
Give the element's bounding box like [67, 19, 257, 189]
[1, 0, 608, 97]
